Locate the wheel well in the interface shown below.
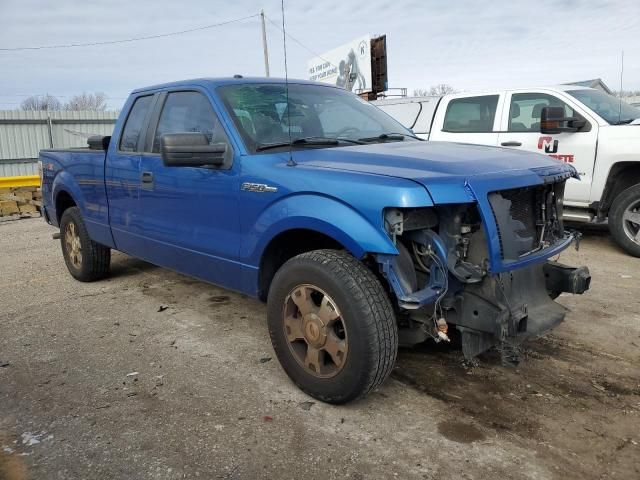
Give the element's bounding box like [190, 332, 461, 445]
[55, 191, 76, 224]
[257, 229, 346, 301]
[600, 162, 640, 214]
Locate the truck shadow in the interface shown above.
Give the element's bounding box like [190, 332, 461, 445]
[109, 253, 161, 278]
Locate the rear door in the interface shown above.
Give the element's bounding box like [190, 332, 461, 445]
[429, 93, 504, 146]
[496, 91, 598, 204]
[105, 93, 155, 256]
[136, 89, 243, 290]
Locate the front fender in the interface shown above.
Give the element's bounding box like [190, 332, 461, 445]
[243, 193, 398, 266]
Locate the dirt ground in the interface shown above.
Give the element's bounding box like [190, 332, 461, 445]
[1, 218, 639, 480]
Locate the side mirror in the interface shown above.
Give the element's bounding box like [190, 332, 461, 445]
[540, 106, 586, 134]
[88, 135, 110, 150]
[160, 133, 227, 167]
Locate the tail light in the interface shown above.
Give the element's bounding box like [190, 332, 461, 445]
[38, 160, 43, 186]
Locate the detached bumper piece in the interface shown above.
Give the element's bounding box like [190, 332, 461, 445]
[543, 261, 591, 295]
[451, 261, 590, 366]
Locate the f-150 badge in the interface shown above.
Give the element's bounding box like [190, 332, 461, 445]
[241, 182, 278, 193]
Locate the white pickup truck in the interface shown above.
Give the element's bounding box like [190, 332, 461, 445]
[374, 86, 640, 256]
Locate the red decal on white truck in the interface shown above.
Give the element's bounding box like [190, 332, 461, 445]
[538, 136, 559, 154]
[538, 136, 573, 163]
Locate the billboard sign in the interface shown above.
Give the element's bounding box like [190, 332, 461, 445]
[307, 35, 372, 93]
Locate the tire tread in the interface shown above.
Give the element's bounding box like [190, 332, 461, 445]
[269, 249, 398, 403]
[60, 207, 111, 281]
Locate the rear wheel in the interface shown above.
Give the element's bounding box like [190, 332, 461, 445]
[60, 207, 111, 281]
[609, 184, 640, 257]
[267, 249, 398, 404]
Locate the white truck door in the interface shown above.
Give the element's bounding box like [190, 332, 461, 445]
[428, 93, 503, 146]
[497, 91, 598, 205]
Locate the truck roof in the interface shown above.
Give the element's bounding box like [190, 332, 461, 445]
[374, 86, 599, 105]
[132, 77, 327, 95]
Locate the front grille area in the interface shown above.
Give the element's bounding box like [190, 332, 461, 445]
[488, 181, 565, 260]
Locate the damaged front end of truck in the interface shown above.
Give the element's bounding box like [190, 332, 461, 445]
[377, 166, 591, 365]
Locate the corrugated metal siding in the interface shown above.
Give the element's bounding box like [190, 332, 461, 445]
[0, 159, 37, 176]
[0, 110, 119, 177]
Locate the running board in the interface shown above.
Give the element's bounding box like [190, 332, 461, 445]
[562, 208, 594, 223]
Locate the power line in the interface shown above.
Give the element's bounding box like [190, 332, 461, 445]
[264, 15, 336, 69]
[0, 13, 260, 51]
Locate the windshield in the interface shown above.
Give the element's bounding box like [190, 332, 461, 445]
[567, 89, 640, 125]
[217, 83, 415, 152]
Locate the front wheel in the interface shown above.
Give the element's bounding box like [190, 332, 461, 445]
[267, 250, 398, 404]
[609, 184, 640, 257]
[60, 207, 111, 281]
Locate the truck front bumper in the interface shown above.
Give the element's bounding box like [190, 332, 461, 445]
[452, 260, 590, 363]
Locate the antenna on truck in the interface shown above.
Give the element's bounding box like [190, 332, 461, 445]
[280, 0, 296, 166]
[618, 49, 624, 125]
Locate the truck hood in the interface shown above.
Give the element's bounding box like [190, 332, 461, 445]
[293, 141, 577, 203]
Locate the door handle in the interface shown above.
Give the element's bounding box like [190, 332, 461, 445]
[501, 141, 522, 147]
[140, 171, 154, 189]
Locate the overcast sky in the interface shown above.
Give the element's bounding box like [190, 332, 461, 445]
[0, 0, 638, 109]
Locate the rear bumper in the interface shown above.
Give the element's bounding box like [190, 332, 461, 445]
[42, 205, 53, 225]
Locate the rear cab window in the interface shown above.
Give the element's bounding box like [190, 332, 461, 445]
[119, 95, 153, 152]
[443, 95, 499, 132]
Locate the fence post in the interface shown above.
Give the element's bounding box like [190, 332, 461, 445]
[47, 114, 54, 148]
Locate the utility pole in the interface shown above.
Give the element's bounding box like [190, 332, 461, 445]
[260, 10, 270, 77]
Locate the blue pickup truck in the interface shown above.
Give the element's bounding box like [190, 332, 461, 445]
[40, 77, 590, 403]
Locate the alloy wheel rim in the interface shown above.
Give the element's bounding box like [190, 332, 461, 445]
[622, 199, 640, 245]
[65, 222, 82, 268]
[283, 284, 348, 378]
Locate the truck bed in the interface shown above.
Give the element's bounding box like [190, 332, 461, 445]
[40, 148, 112, 247]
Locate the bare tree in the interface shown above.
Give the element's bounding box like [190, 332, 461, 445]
[20, 94, 62, 111]
[613, 89, 640, 98]
[412, 88, 430, 97]
[428, 84, 458, 96]
[412, 84, 458, 97]
[64, 92, 108, 111]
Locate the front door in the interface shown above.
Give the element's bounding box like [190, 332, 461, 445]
[497, 92, 598, 205]
[137, 90, 243, 290]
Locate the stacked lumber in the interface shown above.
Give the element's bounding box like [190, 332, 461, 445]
[0, 187, 42, 222]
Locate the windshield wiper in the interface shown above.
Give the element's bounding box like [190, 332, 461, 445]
[256, 136, 364, 151]
[358, 132, 422, 143]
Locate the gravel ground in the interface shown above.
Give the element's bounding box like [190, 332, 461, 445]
[1, 218, 639, 480]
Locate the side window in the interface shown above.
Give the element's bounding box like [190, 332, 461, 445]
[152, 91, 230, 154]
[443, 95, 499, 133]
[508, 93, 576, 132]
[119, 95, 153, 152]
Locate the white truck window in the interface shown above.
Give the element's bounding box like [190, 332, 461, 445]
[508, 93, 574, 132]
[443, 95, 499, 133]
